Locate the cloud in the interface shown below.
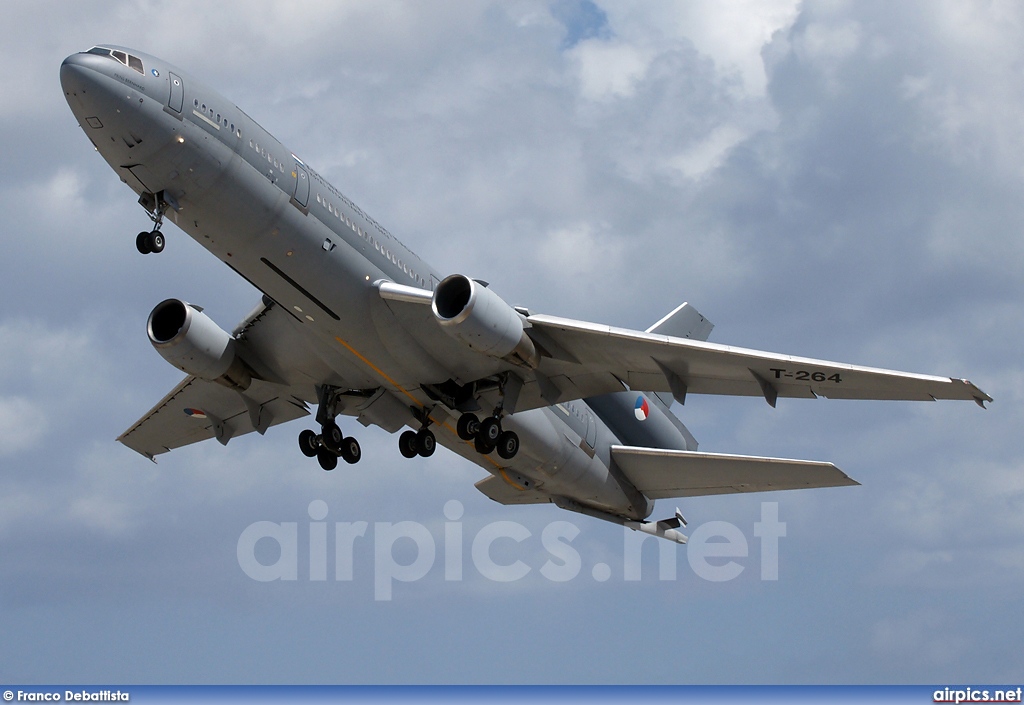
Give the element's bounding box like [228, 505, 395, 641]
[0, 397, 48, 456]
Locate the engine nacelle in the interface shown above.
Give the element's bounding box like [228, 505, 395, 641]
[147, 299, 252, 390]
[431, 275, 538, 367]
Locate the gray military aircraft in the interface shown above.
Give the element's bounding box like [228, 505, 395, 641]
[60, 46, 990, 543]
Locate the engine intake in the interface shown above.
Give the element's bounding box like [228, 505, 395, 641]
[147, 299, 252, 390]
[432, 275, 538, 367]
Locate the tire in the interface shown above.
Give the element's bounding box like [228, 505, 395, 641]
[479, 416, 502, 444]
[322, 421, 343, 453]
[496, 430, 520, 460]
[474, 434, 494, 455]
[317, 448, 338, 471]
[456, 413, 479, 441]
[298, 429, 319, 458]
[149, 231, 165, 253]
[340, 437, 361, 464]
[136, 232, 152, 254]
[399, 430, 419, 458]
[417, 429, 436, 457]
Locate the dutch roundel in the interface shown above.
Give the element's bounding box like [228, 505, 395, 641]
[634, 395, 650, 421]
[183, 408, 208, 420]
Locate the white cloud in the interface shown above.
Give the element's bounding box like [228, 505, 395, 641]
[593, 0, 801, 97]
[569, 40, 651, 101]
[538, 222, 622, 278]
[667, 124, 748, 180]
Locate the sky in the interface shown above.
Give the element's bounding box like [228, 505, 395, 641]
[1, 0, 1022, 685]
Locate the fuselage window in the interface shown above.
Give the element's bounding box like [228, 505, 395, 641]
[128, 55, 143, 74]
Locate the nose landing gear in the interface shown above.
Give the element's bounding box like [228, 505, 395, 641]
[136, 191, 171, 255]
[136, 230, 164, 254]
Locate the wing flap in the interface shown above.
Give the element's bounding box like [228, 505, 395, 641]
[610, 445, 859, 499]
[117, 377, 309, 459]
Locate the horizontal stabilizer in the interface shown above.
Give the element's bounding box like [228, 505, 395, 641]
[611, 445, 858, 499]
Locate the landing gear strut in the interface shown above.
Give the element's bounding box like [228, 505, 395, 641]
[297, 386, 362, 470]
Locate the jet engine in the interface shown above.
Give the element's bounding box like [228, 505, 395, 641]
[147, 298, 252, 390]
[431, 274, 538, 367]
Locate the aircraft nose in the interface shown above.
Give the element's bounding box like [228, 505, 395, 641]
[60, 52, 97, 96]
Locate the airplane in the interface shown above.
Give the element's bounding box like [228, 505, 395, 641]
[59, 45, 991, 544]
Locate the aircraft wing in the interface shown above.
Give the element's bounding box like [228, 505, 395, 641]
[522, 314, 992, 409]
[610, 445, 858, 498]
[117, 376, 310, 460]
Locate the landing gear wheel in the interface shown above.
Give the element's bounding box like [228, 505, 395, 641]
[399, 430, 419, 458]
[136, 231, 152, 254]
[479, 416, 502, 445]
[321, 421, 344, 454]
[317, 448, 338, 471]
[148, 230, 165, 253]
[339, 437, 361, 464]
[416, 429, 436, 457]
[496, 430, 520, 460]
[457, 413, 480, 441]
[474, 434, 495, 455]
[298, 429, 319, 458]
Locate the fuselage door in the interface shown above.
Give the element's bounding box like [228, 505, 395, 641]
[292, 163, 310, 208]
[167, 72, 184, 114]
[584, 411, 597, 448]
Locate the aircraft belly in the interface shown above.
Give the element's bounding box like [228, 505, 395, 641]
[368, 295, 459, 384]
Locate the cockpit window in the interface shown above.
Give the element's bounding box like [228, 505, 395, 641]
[86, 47, 145, 75]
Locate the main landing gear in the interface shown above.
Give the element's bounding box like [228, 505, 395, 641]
[398, 428, 436, 459]
[298, 421, 361, 471]
[136, 191, 169, 255]
[399, 406, 437, 459]
[298, 386, 361, 471]
[457, 412, 519, 460]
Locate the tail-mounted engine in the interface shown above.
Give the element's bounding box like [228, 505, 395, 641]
[147, 298, 252, 390]
[431, 274, 538, 368]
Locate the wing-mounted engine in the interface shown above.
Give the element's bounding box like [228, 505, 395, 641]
[431, 274, 538, 368]
[147, 298, 253, 391]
